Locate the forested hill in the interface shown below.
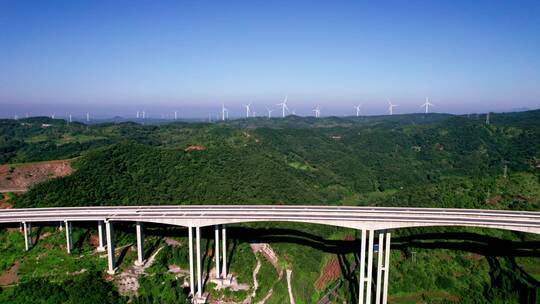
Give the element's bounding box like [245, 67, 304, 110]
[2, 110, 537, 209]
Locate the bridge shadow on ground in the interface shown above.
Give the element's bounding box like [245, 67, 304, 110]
[226, 227, 540, 303]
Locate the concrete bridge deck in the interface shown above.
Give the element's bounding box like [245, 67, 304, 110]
[1, 205, 540, 234]
[1, 205, 539, 304]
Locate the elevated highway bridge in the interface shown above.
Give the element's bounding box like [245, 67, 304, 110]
[1, 205, 539, 303]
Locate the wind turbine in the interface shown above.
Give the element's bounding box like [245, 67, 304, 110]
[136, 111, 140, 119]
[266, 108, 273, 118]
[86, 112, 90, 122]
[69, 114, 72, 123]
[221, 104, 229, 121]
[276, 96, 289, 118]
[388, 101, 398, 115]
[312, 105, 321, 118]
[243, 103, 252, 118]
[174, 111, 178, 120]
[354, 104, 362, 117]
[420, 98, 434, 114]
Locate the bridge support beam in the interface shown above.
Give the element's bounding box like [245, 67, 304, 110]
[105, 220, 116, 275]
[97, 221, 106, 252]
[196, 226, 203, 298]
[374, 232, 391, 304]
[358, 229, 374, 304]
[135, 222, 144, 266]
[215, 225, 221, 279]
[188, 227, 195, 297]
[64, 220, 72, 254]
[22, 222, 32, 251]
[222, 225, 227, 278]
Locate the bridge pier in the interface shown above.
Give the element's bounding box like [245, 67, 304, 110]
[222, 225, 227, 278]
[64, 220, 72, 254]
[188, 226, 195, 297]
[22, 222, 32, 251]
[135, 222, 145, 266]
[105, 220, 116, 275]
[358, 229, 374, 304]
[358, 230, 391, 304]
[194, 226, 209, 303]
[97, 221, 106, 252]
[377, 232, 391, 304]
[215, 225, 220, 278]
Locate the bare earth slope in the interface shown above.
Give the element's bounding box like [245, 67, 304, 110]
[0, 160, 73, 192]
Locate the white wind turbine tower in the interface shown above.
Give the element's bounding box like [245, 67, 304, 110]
[312, 105, 321, 118]
[421, 97, 434, 114]
[221, 104, 229, 121]
[86, 112, 90, 122]
[354, 104, 362, 117]
[174, 111, 178, 120]
[243, 103, 252, 118]
[266, 108, 273, 118]
[136, 111, 140, 119]
[388, 101, 398, 115]
[69, 114, 72, 123]
[276, 96, 289, 118]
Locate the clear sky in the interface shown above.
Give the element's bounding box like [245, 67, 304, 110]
[1, 0, 539, 118]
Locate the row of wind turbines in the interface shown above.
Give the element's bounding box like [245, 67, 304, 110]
[219, 97, 435, 120]
[10, 98, 435, 121]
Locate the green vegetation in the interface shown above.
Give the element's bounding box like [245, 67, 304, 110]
[0, 271, 123, 304]
[1, 110, 539, 303]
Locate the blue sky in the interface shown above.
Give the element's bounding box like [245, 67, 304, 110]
[1, 0, 539, 118]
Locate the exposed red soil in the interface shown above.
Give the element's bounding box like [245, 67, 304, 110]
[184, 145, 207, 152]
[314, 234, 355, 290]
[0, 193, 13, 209]
[0, 261, 20, 286]
[315, 258, 341, 290]
[89, 234, 100, 248]
[344, 234, 355, 241]
[0, 160, 73, 192]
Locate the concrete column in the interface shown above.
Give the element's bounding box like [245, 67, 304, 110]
[97, 221, 106, 252]
[23, 222, 32, 251]
[105, 220, 116, 275]
[222, 225, 227, 278]
[188, 227, 195, 296]
[358, 229, 366, 304]
[135, 222, 144, 266]
[65, 220, 72, 254]
[196, 226, 202, 297]
[215, 225, 221, 279]
[366, 230, 375, 303]
[375, 232, 384, 304]
[382, 232, 391, 304]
